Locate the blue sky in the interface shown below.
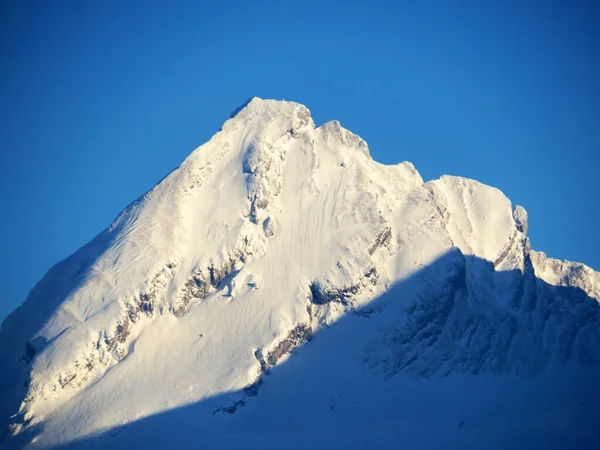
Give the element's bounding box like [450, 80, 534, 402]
[0, 0, 598, 322]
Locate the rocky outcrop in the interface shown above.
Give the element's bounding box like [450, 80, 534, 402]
[263, 217, 276, 238]
[513, 205, 528, 234]
[214, 322, 313, 415]
[11, 265, 176, 435]
[309, 266, 379, 306]
[171, 247, 250, 316]
[368, 249, 600, 379]
[368, 227, 392, 256]
[172, 272, 211, 317]
[263, 323, 312, 370]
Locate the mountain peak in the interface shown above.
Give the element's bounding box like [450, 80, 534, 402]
[229, 96, 258, 118]
[1, 98, 599, 448]
[220, 97, 315, 143]
[228, 96, 312, 122]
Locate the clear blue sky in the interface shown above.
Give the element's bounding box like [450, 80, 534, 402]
[1, 0, 598, 322]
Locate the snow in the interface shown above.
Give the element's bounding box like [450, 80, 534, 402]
[1, 97, 599, 449]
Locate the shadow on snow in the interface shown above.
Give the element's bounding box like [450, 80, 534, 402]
[5, 249, 600, 449]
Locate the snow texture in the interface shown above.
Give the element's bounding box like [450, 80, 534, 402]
[1, 98, 599, 449]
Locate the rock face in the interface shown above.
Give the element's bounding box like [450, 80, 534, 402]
[369, 249, 600, 379]
[0, 98, 599, 449]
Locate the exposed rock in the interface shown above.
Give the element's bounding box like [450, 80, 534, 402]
[263, 217, 276, 238]
[513, 205, 528, 234]
[214, 323, 312, 415]
[309, 281, 358, 306]
[368, 227, 392, 256]
[16, 265, 173, 418]
[368, 251, 600, 379]
[309, 266, 377, 306]
[265, 323, 312, 368]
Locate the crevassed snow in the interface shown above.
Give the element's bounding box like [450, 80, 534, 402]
[1, 97, 599, 449]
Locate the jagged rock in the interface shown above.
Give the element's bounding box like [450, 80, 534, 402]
[266, 323, 312, 367]
[214, 323, 312, 415]
[368, 250, 600, 378]
[368, 227, 391, 255]
[309, 266, 377, 306]
[513, 205, 528, 234]
[309, 281, 359, 306]
[263, 217, 276, 238]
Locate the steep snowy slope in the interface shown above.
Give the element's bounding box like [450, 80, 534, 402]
[1, 98, 599, 449]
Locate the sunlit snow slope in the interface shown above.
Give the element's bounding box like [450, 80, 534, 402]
[1, 98, 599, 449]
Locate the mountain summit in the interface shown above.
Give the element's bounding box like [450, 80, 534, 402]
[1, 98, 599, 449]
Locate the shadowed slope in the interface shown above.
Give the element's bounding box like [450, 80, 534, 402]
[7, 250, 599, 450]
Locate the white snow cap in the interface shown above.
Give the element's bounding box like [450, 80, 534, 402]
[1, 97, 599, 449]
[224, 96, 315, 135]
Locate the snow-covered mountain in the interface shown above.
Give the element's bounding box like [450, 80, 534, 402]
[1, 98, 599, 449]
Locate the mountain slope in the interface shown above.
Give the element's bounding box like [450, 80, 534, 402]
[1, 98, 599, 449]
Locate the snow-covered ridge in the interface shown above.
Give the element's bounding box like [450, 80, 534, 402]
[1, 98, 599, 448]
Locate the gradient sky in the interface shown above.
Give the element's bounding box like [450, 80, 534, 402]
[0, 0, 598, 322]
